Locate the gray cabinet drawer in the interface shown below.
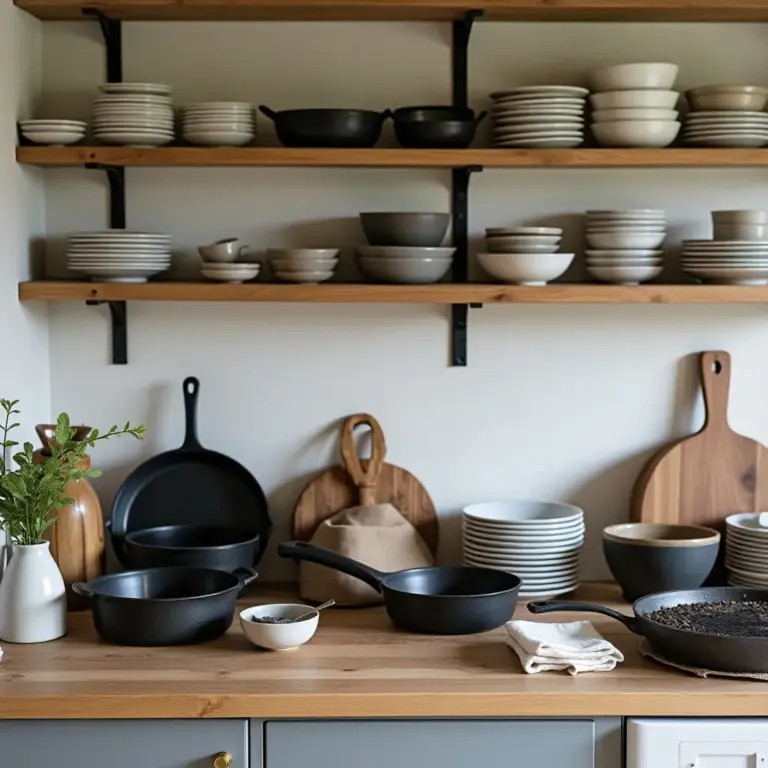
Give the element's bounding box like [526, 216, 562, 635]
[264, 720, 595, 768]
[0, 719, 247, 768]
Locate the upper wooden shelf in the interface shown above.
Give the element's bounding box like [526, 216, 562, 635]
[19, 281, 768, 304]
[17, 146, 768, 169]
[15, 0, 768, 21]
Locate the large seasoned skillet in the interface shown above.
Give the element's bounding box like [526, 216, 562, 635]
[278, 541, 520, 635]
[529, 587, 768, 673]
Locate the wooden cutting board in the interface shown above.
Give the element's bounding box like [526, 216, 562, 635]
[292, 413, 439, 555]
[632, 350, 768, 530]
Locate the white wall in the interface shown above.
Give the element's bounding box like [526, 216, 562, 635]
[1, 7, 49, 440]
[37, 19, 768, 580]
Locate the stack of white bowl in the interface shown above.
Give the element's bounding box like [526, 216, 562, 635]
[681, 209, 768, 286]
[67, 231, 172, 283]
[93, 83, 174, 147]
[682, 86, 768, 147]
[489, 86, 588, 148]
[198, 238, 260, 283]
[268, 249, 340, 283]
[462, 500, 584, 599]
[588, 63, 681, 148]
[19, 119, 86, 146]
[477, 226, 574, 285]
[584, 209, 666, 285]
[725, 513, 768, 588]
[182, 102, 255, 147]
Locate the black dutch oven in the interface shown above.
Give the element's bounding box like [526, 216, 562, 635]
[392, 105, 487, 149]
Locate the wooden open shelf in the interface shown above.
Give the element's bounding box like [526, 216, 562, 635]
[15, 0, 768, 21]
[17, 146, 768, 169]
[19, 281, 768, 304]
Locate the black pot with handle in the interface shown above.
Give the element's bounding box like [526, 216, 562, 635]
[259, 106, 391, 148]
[73, 566, 258, 646]
[392, 105, 487, 149]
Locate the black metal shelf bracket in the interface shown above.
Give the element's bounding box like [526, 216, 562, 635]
[85, 163, 126, 229]
[83, 8, 122, 83]
[86, 300, 128, 365]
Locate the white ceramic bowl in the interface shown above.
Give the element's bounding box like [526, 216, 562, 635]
[591, 119, 680, 147]
[201, 265, 260, 283]
[586, 230, 666, 249]
[485, 235, 561, 254]
[590, 90, 679, 110]
[356, 246, 455, 260]
[183, 131, 253, 147]
[275, 270, 334, 283]
[358, 256, 452, 284]
[589, 63, 679, 92]
[586, 224, 666, 233]
[463, 500, 583, 525]
[267, 248, 339, 260]
[485, 227, 562, 236]
[585, 249, 663, 259]
[714, 223, 768, 241]
[476, 251, 573, 285]
[587, 263, 663, 284]
[712, 210, 768, 224]
[591, 108, 679, 123]
[270, 257, 338, 271]
[687, 85, 768, 112]
[240, 604, 319, 651]
[22, 130, 85, 145]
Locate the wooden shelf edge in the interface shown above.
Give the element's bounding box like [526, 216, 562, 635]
[17, 146, 768, 169]
[15, 0, 768, 21]
[19, 281, 768, 304]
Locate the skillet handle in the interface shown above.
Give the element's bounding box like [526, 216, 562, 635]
[527, 600, 640, 633]
[278, 541, 386, 593]
[71, 582, 93, 599]
[181, 377, 203, 450]
[258, 105, 278, 121]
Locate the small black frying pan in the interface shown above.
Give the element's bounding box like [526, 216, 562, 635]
[278, 541, 520, 635]
[110, 377, 271, 564]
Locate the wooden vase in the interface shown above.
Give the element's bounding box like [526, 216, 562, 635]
[34, 424, 104, 611]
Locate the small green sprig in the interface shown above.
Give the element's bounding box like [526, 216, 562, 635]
[0, 399, 145, 545]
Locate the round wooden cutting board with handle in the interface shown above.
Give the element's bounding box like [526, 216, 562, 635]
[292, 413, 439, 555]
[632, 350, 768, 530]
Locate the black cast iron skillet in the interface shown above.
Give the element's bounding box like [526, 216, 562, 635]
[109, 377, 271, 565]
[123, 525, 260, 572]
[278, 541, 520, 635]
[392, 106, 488, 149]
[529, 587, 768, 673]
[259, 106, 391, 148]
[73, 567, 258, 646]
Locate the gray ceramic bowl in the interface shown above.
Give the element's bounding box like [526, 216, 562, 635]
[360, 212, 450, 247]
[603, 523, 720, 602]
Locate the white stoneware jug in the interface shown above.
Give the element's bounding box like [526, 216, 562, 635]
[0, 542, 66, 643]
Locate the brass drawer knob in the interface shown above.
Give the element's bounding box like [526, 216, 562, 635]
[213, 752, 232, 768]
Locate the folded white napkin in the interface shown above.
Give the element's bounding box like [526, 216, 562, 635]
[505, 619, 624, 675]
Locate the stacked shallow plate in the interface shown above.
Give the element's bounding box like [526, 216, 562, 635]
[67, 231, 172, 283]
[182, 102, 255, 147]
[682, 240, 768, 285]
[93, 83, 174, 147]
[462, 500, 584, 598]
[19, 119, 86, 146]
[268, 248, 340, 283]
[683, 86, 768, 147]
[489, 86, 588, 148]
[585, 209, 666, 285]
[725, 513, 768, 587]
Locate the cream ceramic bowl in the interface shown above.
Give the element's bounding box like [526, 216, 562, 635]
[485, 235, 561, 253]
[275, 270, 334, 283]
[590, 90, 679, 110]
[587, 263, 663, 284]
[589, 63, 679, 92]
[240, 604, 319, 651]
[591, 108, 679, 123]
[476, 251, 574, 285]
[357, 246, 455, 260]
[687, 85, 768, 112]
[712, 210, 768, 224]
[714, 224, 768, 241]
[586, 230, 666, 250]
[591, 119, 680, 148]
[358, 256, 452, 284]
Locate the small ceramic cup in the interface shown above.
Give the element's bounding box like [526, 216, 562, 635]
[198, 238, 250, 263]
[240, 603, 319, 651]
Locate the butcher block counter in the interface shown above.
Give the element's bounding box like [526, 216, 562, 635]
[0, 584, 765, 720]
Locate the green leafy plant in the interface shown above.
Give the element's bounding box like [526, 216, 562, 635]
[0, 399, 145, 545]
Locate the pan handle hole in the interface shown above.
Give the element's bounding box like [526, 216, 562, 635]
[354, 429, 372, 461]
[711, 360, 722, 375]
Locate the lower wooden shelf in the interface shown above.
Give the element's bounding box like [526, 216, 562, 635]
[18, 281, 768, 304]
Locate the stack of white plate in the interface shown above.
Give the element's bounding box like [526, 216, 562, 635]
[682, 239, 768, 285]
[489, 86, 588, 148]
[67, 231, 172, 283]
[462, 500, 584, 598]
[585, 209, 666, 285]
[268, 248, 341, 283]
[182, 102, 255, 147]
[93, 83, 175, 147]
[19, 119, 86, 146]
[725, 513, 768, 587]
[683, 86, 768, 147]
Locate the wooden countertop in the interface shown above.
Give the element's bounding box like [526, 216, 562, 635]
[0, 584, 767, 719]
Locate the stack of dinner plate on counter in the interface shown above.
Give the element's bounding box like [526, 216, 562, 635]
[92, 82, 175, 147]
[462, 500, 584, 598]
[725, 513, 768, 587]
[489, 86, 588, 148]
[67, 231, 172, 283]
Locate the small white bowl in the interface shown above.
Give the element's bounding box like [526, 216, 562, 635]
[476, 251, 574, 285]
[714, 223, 768, 241]
[592, 119, 680, 147]
[485, 227, 562, 236]
[587, 263, 663, 285]
[201, 265, 259, 283]
[275, 270, 334, 283]
[21, 130, 85, 146]
[589, 63, 679, 92]
[590, 90, 679, 110]
[587, 224, 666, 233]
[591, 108, 679, 123]
[585, 249, 663, 259]
[485, 235, 561, 253]
[358, 256, 452, 284]
[464, 499, 584, 525]
[687, 85, 768, 112]
[712, 210, 768, 224]
[240, 603, 319, 651]
[586, 230, 666, 249]
[270, 257, 338, 271]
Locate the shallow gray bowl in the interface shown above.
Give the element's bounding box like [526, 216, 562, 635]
[360, 212, 450, 247]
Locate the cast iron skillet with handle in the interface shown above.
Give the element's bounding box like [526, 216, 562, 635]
[278, 541, 520, 635]
[528, 587, 768, 673]
[109, 377, 271, 566]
